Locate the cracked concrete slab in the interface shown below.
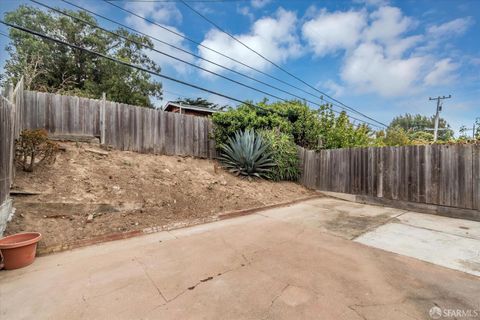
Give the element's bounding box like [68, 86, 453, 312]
[259, 198, 405, 239]
[1, 198, 479, 319]
[355, 221, 480, 277]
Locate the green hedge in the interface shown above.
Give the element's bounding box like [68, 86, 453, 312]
[259, 129, 299, 181]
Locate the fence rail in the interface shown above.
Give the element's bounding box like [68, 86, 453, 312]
[298, 145, 480, 211]
[21, 90, 216, 158]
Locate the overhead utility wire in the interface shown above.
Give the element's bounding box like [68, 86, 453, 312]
[58, 0, 381, 128]
[0, 20, 285, 116]
[31, 0, 289, 103]
[60, 1, 335, 103]
[179, 0, 388, 128]
[103, 0, 386, 127]
[109, 0, 253, 2]
[102, 0, 320, 99]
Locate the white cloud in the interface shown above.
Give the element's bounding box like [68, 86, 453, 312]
[364, 6, 414, 43]
[322, 80, 345, 97]
[251, 0, 272, 9]
[341, 43, 425, 96]
[125, 1, 182, 25]
[427, 17, 474, 38]
[198, 8, 302, 74]
[303, 4, 473, 97]
[302, 10, 366, 56]
[424, 58, 459, 86]
[385, 35, 423, 58]
[237, 6, 255, 22]
[124, 2, 194, 74]
[353, 0, 390, 6]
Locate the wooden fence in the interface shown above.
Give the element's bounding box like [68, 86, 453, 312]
[0, 96, 14, 205]
[20, 90, 216, 158]
[298, 145, 480, 211]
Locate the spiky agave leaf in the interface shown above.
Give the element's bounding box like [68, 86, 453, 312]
[218, 129, 275, 179]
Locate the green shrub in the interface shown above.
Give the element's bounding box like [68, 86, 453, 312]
[218, 129, 274, 179]
[212, 103, 291, 147]
[212, 101, 374, 151]
[259, 129, 299, 181]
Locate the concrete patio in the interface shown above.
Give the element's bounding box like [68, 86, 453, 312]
[1, 198, 479, 319]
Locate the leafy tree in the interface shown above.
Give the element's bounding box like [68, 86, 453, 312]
[2, 5, 162, 107]
[212, 100, 373, 150]
[410, 131, 434, 144]
[389, 113, 454, 141]
[315, 105, 372, 149]
[211, 102, 291, 147]
[174, 97, 227, 111]
[381, 126, 411, 146]
[458, 125, 470, 141]
[475, 118, 480, 140]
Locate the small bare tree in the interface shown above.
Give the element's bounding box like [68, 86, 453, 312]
[15, 129, 59, 172]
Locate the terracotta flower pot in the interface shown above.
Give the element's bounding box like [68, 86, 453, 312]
[0, 232, 42, 270]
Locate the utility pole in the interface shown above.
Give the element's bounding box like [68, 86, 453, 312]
[429, 95, 451, 142]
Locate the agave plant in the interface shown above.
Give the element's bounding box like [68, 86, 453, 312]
[218, 129, 275, 179]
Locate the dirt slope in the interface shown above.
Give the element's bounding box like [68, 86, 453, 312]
[6, 142, 315, 248]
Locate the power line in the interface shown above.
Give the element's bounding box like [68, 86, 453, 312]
[0, 20, 285, 117]
[102, 0, 386, 127]
[179, 0, 388, 127]
[108, 0, 315, 2]
[35, 0, 376, 125]
[109, 0, 252, 2]
[31, 0, 293, 103]
[101, 0, 318, 98]
[57, 0, 381, 127]
[0, 19, 381, 128]
[59, 1, 335, 104]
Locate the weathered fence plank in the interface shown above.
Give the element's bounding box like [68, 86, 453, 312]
[20, 90, 215, 159]
[0, 97, 13, 204]
[298, 145, 480, 211]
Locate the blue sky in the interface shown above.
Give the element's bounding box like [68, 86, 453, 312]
[1, 0, 479, 134]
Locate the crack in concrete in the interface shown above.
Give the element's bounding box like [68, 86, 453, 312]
[348, 297, 423, 320]
[167, 231, 179, 239]
[348, 305, 368, 320]
[135, 259, 168, 304]
[165, 260, 249, 304]
[261, 284, 290, 320]
[351, 210, 409, 240]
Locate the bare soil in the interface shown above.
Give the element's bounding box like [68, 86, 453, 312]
[6, 142, 315, 249]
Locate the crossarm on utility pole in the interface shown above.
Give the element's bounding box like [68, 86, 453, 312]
[429, 95, 451, 142]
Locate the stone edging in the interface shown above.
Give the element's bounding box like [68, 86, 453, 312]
[37, 194, 322, 255]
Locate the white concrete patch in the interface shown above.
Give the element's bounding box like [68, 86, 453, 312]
[355, 222, 480, 277]
[397, 212, 480, 240]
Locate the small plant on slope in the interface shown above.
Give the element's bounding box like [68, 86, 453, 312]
[16, 129, 59, 172]
[218, 129, 275, 179]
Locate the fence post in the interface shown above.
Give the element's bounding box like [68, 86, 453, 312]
[100, 92, 106, 145]
[8, 82, 17, 188]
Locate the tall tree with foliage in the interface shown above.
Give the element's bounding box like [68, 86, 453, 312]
[389, 113, 454, 141]
[315, 105, 372, 149]
[474, 118, 480, 140]
[212, 100, 373, 150]
[174, 97, 227, 111]
[2, 5, 162, 107]
[376, 126, 411, 146]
